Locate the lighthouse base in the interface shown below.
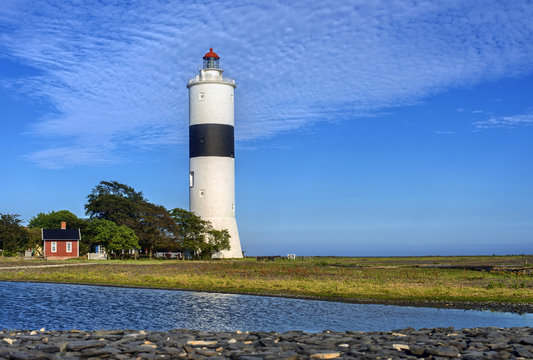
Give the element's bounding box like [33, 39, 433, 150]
[209, 217, 243, 258]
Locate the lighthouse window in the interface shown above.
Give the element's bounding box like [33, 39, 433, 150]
[199, 137, 205, 144]
[198, 92, 205, 101]
[189, 171, 194, 188]
[199, 190, 205, 198]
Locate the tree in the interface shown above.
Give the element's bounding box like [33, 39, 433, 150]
[87, 219, 139, 258]
[25, 227, 43, 256]
[85, 181, 144, 229]
[203, 228, 231, 260]
[136, 201, 178, 253]
[28, 210, 83, 229]
[170, 208, 230, 259]
[0, 213, 28, 256]
[85, 181, 176, 255]
[108, 225, 140, 255]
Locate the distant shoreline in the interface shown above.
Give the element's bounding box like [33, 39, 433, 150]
[3, 279, 532, 314]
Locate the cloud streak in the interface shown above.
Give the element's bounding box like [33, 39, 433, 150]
[473, 112, 533, 129]
[1, 0, 533, 167]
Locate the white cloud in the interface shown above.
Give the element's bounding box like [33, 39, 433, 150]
[23, 145, 117, 170]
[1, 0, 533, 167]
[473, 112, 533, 129]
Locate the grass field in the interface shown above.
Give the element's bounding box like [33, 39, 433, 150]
[0, 255, 532, 305]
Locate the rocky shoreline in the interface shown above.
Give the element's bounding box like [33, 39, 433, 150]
[1, 327, 532, 359]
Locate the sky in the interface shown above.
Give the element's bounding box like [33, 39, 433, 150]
[1, 0, 532, 256]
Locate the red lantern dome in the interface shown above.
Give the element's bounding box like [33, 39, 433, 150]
[202, 48, 220, 69]
[203, 48, 220, 60]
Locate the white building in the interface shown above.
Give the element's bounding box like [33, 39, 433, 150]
[187, 48, 243, 258]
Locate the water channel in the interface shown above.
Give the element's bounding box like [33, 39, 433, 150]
[1, 282, 531, 332]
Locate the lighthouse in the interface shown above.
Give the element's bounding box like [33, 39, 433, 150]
[187, 48, 243, 258]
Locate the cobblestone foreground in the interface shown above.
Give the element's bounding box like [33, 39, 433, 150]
[1, 327, 532, 359]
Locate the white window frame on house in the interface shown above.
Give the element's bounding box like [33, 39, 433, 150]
[66, 242, 72, 253]
[51, 242, 57, 253]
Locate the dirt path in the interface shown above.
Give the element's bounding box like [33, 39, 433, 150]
[0, 263, 99, 270]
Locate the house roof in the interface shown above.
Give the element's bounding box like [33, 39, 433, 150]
[42, 229, 80, 241]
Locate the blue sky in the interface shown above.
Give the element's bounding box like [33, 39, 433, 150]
[1, 0, 532, 256]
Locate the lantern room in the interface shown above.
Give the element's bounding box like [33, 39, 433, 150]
[203, 48, 220, 69]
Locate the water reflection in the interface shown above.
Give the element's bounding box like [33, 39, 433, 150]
[0, 282, 531, 332]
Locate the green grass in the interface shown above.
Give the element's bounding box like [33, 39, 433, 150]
[0, 255, 531, 304]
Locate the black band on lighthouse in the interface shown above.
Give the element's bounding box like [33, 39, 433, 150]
[189, 124, 234, 158]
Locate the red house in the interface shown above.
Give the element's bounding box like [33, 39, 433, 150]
[42, 221, 80, 260]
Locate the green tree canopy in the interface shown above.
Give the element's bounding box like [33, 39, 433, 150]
[170, 208, 230, 259]
[0, 213, 28, 256]
[203, 228, 231, 260]
[87, 219, 139, 257]
[85, 181, 145, 229]
[28, 210, 86, 229]
[26, 227, 43, 255]
[85, 181, 176, 255]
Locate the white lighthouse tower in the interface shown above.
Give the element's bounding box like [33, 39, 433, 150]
[187, 48, 243, 258]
